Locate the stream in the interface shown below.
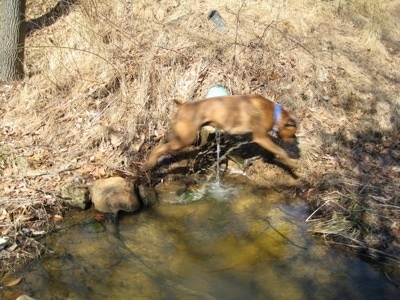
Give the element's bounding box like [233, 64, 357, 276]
[1, 175, 399, 299]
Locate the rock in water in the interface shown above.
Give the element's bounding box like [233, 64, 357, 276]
[90, 177, 140, 213]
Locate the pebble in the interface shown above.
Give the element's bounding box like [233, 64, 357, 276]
[0, 237, 9, 250]
[17, 296, 36, 300]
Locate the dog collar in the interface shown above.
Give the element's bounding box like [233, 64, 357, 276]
[273, 104, 282, 132]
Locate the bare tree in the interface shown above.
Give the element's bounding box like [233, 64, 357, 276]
[0, 0, 27, 82]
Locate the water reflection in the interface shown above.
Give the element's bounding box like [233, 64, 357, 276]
[2, 178, 399, 299]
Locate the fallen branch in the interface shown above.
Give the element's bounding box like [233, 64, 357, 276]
[0, 166, 78, 179]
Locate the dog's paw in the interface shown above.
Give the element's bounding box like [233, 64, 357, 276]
[285, 159, 298, 169]
[290, 162, 299, 169]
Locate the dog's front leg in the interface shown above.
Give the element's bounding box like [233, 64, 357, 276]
[253, 136, 298, 169]
[143, 143, 171, 170]
[143, 133, 191, 170]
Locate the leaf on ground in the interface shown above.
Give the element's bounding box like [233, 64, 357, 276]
[53, 214, 63, 221]
[4, 277, 23, 287]
[77, 166, 94, 174]
[0, 209, 8, 221]
[92, 167, 106, 178]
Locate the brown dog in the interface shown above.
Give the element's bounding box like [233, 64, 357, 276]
[143, 94, 298, 170]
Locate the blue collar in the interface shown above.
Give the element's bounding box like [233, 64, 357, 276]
[273, 104, 282, 132]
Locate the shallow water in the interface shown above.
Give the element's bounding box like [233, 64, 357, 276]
[2, 178, 399, 299]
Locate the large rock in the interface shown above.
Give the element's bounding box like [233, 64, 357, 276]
[89, 177, 140, 213]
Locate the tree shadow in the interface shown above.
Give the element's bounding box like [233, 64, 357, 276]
[311, 86, 400, 268]
[26, 0, 79, 36]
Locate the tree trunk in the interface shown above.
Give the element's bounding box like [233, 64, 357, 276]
[0, 0, 27, 82]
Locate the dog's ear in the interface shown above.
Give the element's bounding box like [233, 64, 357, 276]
[173, 99, 183, 106]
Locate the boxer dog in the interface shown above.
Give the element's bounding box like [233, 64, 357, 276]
[143, 94, 298, 170]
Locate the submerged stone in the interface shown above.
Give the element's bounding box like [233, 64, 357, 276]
[80, 219, 106, 233]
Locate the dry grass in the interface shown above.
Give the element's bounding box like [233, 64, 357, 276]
[1, 0, 399, 280]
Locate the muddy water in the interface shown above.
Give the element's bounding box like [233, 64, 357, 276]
[2, 178, 399, 299]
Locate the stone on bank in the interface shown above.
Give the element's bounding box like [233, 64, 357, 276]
[89, 177, 140, 213]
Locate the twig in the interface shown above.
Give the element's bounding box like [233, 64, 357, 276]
[264, 218, 308, 250]
[189, 61, 208, 100]
[257, 20, 275, 47]
[306, 200, 331, 222]
[0, 166, 78, 179]
[25, 45, 121, 77]
[225, 7, 314, 57]
[271, 25, 314, 57]
[232, 1, 245, 66]
[327, 240, 400, 264]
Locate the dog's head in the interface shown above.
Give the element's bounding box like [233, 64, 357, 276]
[277, 111, 297, 143]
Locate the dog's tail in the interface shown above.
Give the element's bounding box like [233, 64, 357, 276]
[173, 99, 184, 106]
